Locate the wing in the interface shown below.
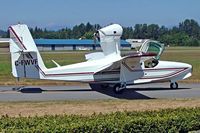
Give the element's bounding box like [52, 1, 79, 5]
[93, 52, 156, 83]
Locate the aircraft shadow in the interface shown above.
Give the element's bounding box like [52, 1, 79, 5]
[91, 87, 191, 99]
[15, 86, 191, 100]
[19, 87, 43, 93]
[92, 88, 153, 99]
[16, 87, 151, 99]
[18, 88, 92, 93]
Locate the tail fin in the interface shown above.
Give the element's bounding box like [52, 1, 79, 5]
[9, 24, 46, 78]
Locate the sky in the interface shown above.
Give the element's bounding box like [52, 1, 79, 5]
[0, 0, 200, 30]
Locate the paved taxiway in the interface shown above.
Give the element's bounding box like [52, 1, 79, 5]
[0, 83, 199, 101]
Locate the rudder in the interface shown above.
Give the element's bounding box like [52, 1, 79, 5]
[9, 24, 46, 78]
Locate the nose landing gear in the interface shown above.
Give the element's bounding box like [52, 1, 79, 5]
[170, 82, 178, 89]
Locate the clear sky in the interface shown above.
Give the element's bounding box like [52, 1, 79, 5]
[0, 0, 200, 30]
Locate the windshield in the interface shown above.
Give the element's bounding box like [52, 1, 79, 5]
[139, 40, 165, 60]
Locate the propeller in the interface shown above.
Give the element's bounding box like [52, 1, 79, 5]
[93, 24, 103, 46]
[93, 28, 100, 48]
[93, 31, 100, 44]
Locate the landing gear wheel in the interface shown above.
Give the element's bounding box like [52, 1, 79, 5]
[170, 82, 178, 89]
[113, 84, 125, 94]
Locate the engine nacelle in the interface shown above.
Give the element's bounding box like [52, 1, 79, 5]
[96, 24, 123, 56]
[99, 24, 123, 36]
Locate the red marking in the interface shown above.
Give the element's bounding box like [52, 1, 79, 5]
[46, 72, 94, 76]
[98, 67, 188, 73]
[35, 65, 46, 77]
[142, 67, 187, 71]
[124, 52, 157, 59]
[140, 67, 188, 79]
[93, 67, 189, 81]
[9, 26, 27, 50]
[119, 66, 188, 79]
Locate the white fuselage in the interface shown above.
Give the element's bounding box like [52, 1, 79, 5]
[38, 58, 192, 85]
[134, 60, 192, 84]
[91, 60, 192, 85]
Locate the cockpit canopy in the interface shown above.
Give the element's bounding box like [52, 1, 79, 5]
[127, 39, 165, 60]
[140, 40, 165, 60]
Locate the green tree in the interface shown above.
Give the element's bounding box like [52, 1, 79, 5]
[147, 24, 159, 39]
[3, 19, 199, 46]
[179, 19, 200, 38]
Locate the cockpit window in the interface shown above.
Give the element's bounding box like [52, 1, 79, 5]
[147, 42, 161, 55]
[139, 40, 165, 60]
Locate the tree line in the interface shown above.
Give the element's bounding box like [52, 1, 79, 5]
[1, 19, 200, 46]
[122, 19, 200, 46]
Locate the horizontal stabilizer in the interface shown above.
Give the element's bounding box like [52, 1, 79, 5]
[52, 60, 61, 67]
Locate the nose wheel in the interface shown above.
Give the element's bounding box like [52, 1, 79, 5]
[170, 82, 178, 89]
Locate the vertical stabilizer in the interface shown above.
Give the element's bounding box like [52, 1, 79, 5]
[9, 24, 46, 78]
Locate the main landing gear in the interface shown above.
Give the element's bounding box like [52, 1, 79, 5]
[89, 83, 126, 94]
[170, 82, 178, 89]
[113, 83, 126, 94]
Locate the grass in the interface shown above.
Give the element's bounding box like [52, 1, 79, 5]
[161, 47, 200, 82]
[0, 47, 199, 85]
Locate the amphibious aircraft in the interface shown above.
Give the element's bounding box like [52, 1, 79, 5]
[9, 24, 192, 94]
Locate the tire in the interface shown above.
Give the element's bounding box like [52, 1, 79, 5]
[113, 84, 124, 94]
[170, 82, 178, 89]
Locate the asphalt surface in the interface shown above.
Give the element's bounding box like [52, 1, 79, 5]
[0, 83, 199, 101]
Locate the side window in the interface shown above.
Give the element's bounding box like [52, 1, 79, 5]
[144, 59, 158, 68]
